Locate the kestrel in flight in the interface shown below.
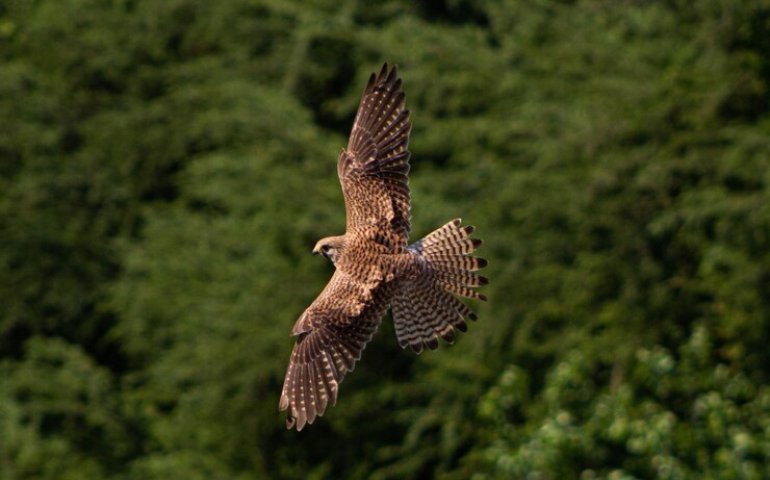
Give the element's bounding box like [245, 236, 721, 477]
[279, 63, 487, 430]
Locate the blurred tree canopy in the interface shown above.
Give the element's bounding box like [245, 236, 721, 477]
[1, 0, 769, 478]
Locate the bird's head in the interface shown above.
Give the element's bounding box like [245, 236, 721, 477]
[312, 235, 346, 265]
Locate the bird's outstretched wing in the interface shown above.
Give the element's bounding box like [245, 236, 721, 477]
[338, 63, 412, 249]
[279, 270, 390, 430]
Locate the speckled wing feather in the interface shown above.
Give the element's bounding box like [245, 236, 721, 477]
[279, 271, 391, 430]
[338, 63, 412, 249]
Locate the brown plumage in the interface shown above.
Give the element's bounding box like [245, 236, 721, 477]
[279, 63, 487, 430]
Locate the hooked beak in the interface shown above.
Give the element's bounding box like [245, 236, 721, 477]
[312, 246, 321, 256]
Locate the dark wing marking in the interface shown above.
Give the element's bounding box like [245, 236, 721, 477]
[279, 271, 390, 430]
[338, 63, 412, 249]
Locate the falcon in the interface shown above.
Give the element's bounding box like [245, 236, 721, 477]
[279, 63, 488, 430]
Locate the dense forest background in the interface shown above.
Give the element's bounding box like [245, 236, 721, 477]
[2, 0, 769, 478]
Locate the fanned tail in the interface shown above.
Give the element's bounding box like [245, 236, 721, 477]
[391, 219, 487, 353]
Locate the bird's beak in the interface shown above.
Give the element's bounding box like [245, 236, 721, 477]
[312, 247, 320, 255]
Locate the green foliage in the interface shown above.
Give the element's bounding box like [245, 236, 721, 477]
[0, 338, 125, 480]
[475, 326, 770, 479]
[1, 0, 769, 478]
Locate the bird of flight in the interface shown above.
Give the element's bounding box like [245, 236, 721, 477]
[279, 63, 488, 430]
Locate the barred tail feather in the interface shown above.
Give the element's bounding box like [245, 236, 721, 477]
[392, 219, 487, 354]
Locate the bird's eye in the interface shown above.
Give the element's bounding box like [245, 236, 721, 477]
[322, 245, 331, 252]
